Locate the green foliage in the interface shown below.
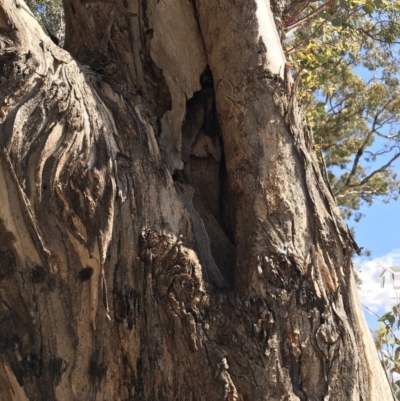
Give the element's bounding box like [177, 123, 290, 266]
[372, 269, 400, 398]
[25, 0, 64, 45]
[285, 0, 400, 220]
[374, 309, 400, 399]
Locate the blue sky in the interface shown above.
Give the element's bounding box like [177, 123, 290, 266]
[332, 61, 400, 331]
[354, 166, 400, 330]
[355, 198, 400, 258]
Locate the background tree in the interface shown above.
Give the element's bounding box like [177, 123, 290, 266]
[25, 0, 64, 44]
[0, 0, 392, 400]
[284, 0, 400, 220]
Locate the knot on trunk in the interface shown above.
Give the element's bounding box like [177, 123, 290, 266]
[139, 229, 209, 350]
[139, 229, 207, 312]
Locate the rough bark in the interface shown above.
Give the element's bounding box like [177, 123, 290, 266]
[0, 0, 392, 400]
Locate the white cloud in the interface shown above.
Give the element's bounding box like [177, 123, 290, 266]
[356, 249, 400, 314]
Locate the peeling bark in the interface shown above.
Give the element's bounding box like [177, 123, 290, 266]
[0, 0, 392, 400]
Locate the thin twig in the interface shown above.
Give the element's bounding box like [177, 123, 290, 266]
[362, 304, 400, 344]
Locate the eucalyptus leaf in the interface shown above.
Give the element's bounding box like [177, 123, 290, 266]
[378, 312, 393, 322]
[362, 3, 375, 14]
[319, 12, 332, 20]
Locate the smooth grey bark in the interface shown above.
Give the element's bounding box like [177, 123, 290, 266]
[0, 0, 392, 400]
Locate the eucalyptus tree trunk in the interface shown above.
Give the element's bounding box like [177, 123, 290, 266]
[0, 0, 392, 400]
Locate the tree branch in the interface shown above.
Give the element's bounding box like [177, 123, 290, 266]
[334, 151, 400, 196]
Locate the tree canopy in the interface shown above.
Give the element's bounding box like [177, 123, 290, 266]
[25, 0, 64, 44]
[284, 0, 400, 220]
